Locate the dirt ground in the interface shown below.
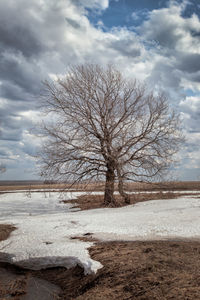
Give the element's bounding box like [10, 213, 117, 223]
[65, 191, 200, 211]
[0, 224, 16, 242]
[1, 238, 200, 300]
[1, 185, 200, 299]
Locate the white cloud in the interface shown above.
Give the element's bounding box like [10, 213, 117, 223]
[140, 1, 200, 54]
[83, 0, 109, 10]
[180, 96, 200, 112]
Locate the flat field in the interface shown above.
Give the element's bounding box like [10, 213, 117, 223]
[0, 182, 200, 299]
[0, 180, 199, 192]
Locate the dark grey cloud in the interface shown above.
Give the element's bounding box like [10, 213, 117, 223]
[176, 53, 200, 73]
[190, 29, 200, 38]
[0, 99, 37, 119]
[0, 54, 42, 95]
[139, 3, 200, 56]
[185, 71, 200, 83]
[110, 39, 141, 57]
[0, 80, 32, 102]
[65, 17, 82, 29]
[139, 13, 181, 49]
[0, 128, 22, 142]
[2, 115, 30, 131]
[0, 149, 8, 157]
[145, 26, 180, 49]
[0, 23, 44, 58]
[0, 2, 45, 58]
[146, 61, 181, 94]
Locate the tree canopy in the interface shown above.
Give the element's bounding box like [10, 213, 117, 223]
[40, 64, 182, 205]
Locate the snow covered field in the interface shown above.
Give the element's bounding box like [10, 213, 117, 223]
[0, 190, 200, 274]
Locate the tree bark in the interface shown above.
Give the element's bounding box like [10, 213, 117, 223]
[117, 168, 130, 204]
[104, 165, 115, 206]
[118, 179, 130, 204]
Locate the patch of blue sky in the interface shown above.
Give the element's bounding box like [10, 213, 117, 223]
[184, 89, 198, 97]
[86, 0, 200, 31]
[86, 0, 168, 29]
[180, 0, 200, 18]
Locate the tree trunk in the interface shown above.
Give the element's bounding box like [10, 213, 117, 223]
[118, 179, 130, 204]
[117, 168, 130, 204]
[104, 165, 115, 206]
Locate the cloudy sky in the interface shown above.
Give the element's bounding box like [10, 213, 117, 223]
[0, 0, 200, 181]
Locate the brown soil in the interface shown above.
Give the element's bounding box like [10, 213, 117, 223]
[0, 265, 27, 300]
[1, 240, 200, 299]
[0, 224, 16, 242]
[79, 240, 200, 300]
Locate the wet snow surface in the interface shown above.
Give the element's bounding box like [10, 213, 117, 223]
[0, 191, 82, 218]
[0, 190, 200, 274]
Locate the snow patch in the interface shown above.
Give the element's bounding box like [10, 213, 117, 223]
[0, 191, 200, 274]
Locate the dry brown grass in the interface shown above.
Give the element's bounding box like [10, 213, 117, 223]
[0, 183, 65, 192]
[0, 181, 199, 192]
[76, 240, 200, 300]
[10, 240, 200, 300]
[124, 181, 200, 191]
[64, 191, 200, 211]
[0, 224, 16, 242]
[0, 273, 27, 300]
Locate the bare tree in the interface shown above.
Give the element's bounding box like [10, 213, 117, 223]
[40, 64, 182, 206]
